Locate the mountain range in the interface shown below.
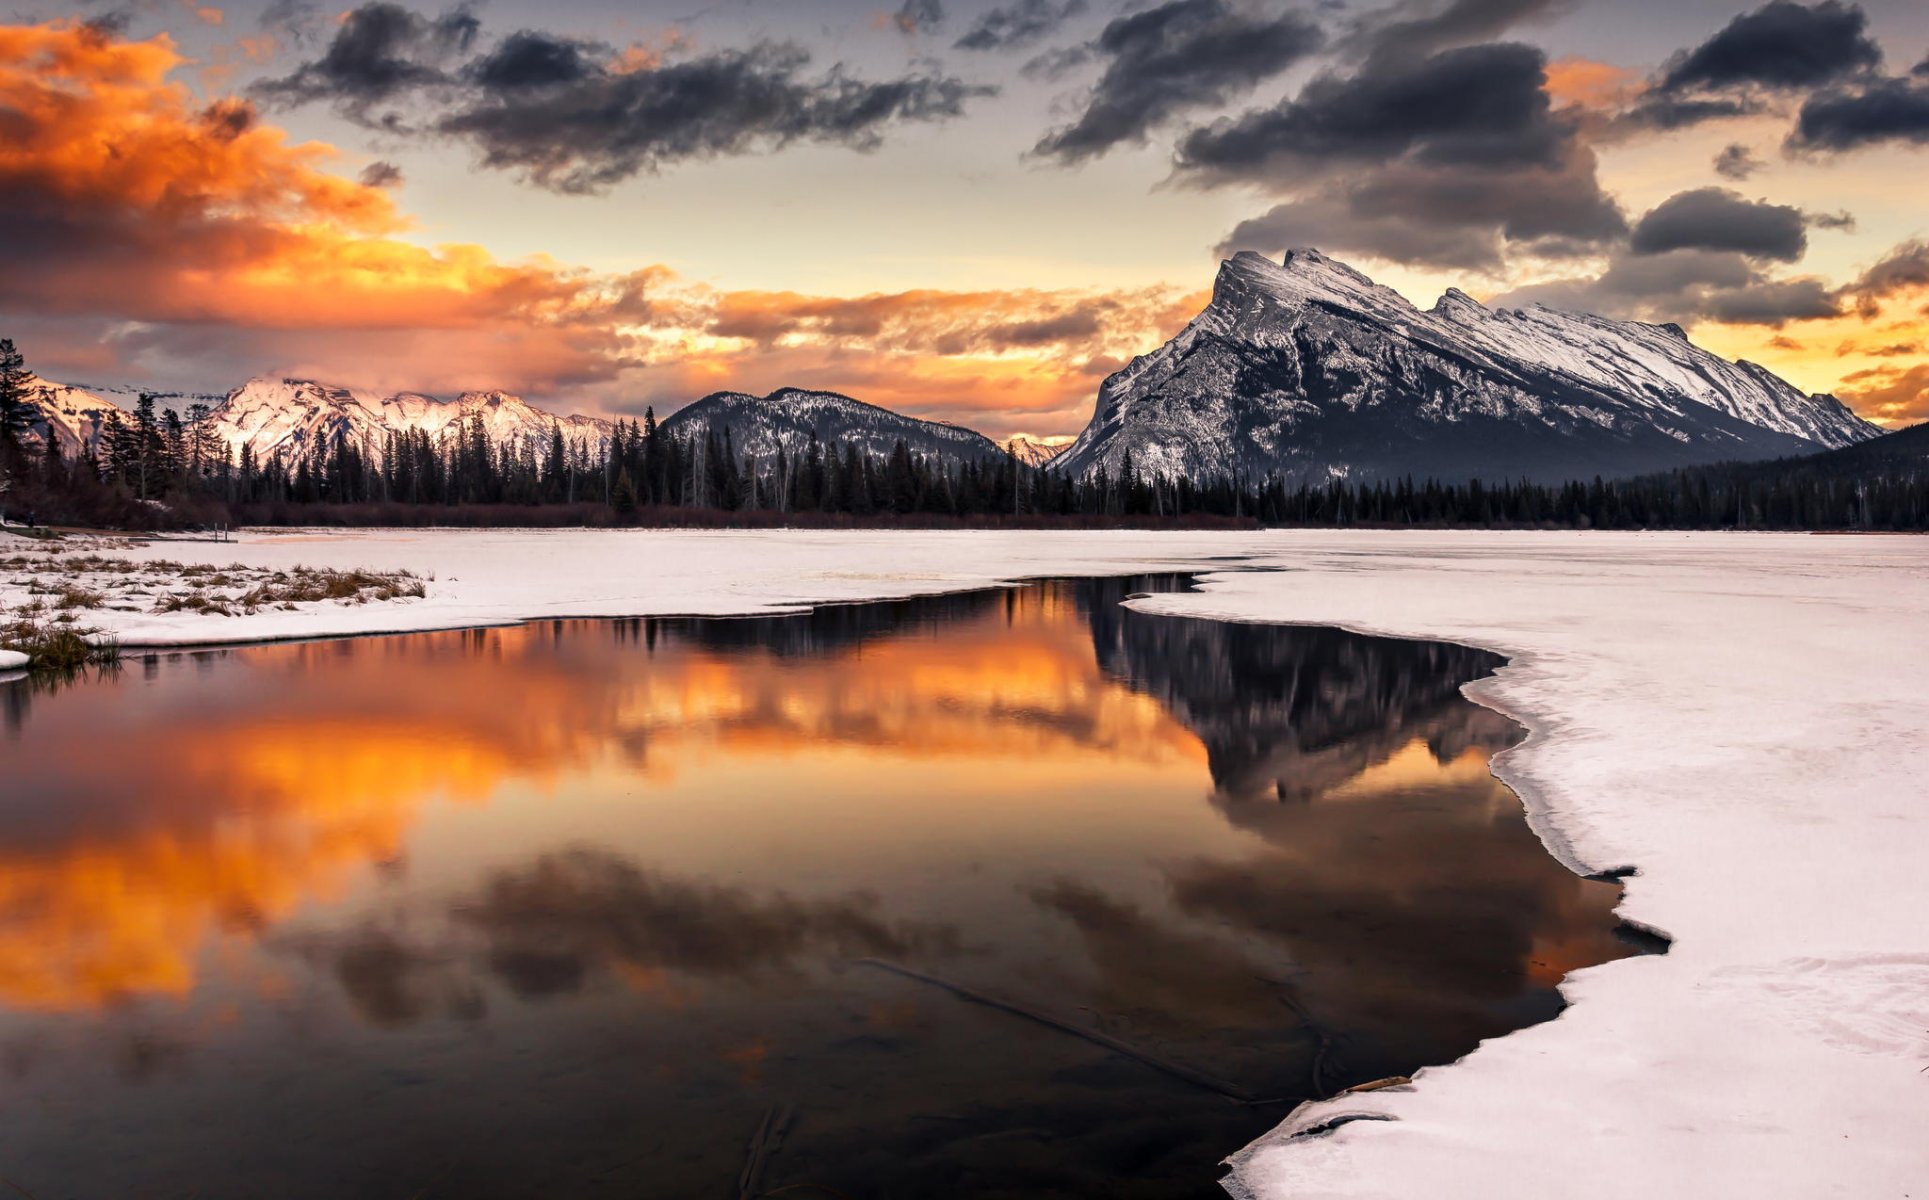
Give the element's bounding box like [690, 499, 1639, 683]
[24, 248, 1889, 486]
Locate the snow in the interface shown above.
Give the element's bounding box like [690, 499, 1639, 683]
[1055, 250, 1879, 484]
[0, 649, 26, 670]
[3, 527, 1925, 1197]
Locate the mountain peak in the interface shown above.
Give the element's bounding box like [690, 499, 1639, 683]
[1055, 247, 1882, 486]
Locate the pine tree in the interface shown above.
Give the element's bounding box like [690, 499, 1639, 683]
[0, 338, 40, 464]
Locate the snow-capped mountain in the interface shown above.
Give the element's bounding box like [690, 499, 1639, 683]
[22, 377, 124, 457]
[1001, 434, 1068, 467]
[1052, 249, 1881, 485]
[208, 378, 616, 461]
[658, 388, 1006, 464]
[26, 376, 617, 463]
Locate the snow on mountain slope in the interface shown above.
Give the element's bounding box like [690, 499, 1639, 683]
[1002, 434, 1068, 467]
[22, 377, 121, 457]
[1053, 249, 1880, 485]
[659, 388, 1006, 464]
[23, 375, 617, 465]
[205, 378, 614, 462]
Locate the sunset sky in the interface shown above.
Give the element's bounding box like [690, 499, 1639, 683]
[3, 0, 1928, 440]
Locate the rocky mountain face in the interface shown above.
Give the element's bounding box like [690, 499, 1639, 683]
[1052, 249, 1881, 485]
[657, 388, 1005, 464]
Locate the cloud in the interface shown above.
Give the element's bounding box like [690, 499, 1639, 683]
[1628, 187, 1808, 261]
[1029, 0, 1326, 163]
[1614, 1, 1884, 133]
[0, 19, 652, 392]
[1713, 142, 1764, 179]
[1655, 0, 1880, 94]
[356, 159, 403, 187]
[440, 40, 988, 194]
[1837, 238, 1929, 315]
[1787, 73, 1929, 151]
[955, 0, 1085, 51]
[1182, 41, 1625, 270]
[1837, 363, 1929, 424]
[1496, 247, 1840, 327]
[889, 0, 944, 35]
[457, 850, 959, 998]
[1178, 42, 1581, 180]
[252, 1, 478, 123]
[1339, 0, 1561, 66]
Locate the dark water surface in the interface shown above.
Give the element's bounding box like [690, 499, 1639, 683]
[0, 578, 1641, 1199]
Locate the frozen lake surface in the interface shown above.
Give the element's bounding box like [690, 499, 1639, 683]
[3, 528, 1926, 1197]
[0, 575, 1637, 1197]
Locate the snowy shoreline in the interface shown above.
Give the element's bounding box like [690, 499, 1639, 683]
[5, 527, 1926, 1197]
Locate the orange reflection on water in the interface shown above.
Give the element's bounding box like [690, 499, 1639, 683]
[0, 585, 1206, 1010]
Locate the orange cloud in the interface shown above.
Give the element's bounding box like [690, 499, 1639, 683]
[1544, 56, 1638, 109]
[628, 285, 1206, 436]
[0, 592, 1211, 1011]
[0, 18, 1175, 433]
[0, 19, 647, 391]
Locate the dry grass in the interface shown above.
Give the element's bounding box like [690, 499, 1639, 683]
[0, 614, 120, 671]
[238, 567, 427, 608]
[5, 543, 428, 623]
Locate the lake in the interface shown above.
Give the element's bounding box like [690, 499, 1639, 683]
[0, 576, 1644, 1198]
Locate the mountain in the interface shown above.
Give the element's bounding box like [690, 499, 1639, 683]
[25, 377, 124, 458]
[1001, 435, 1067, 467]
[1052, 249, 1881, 485]
[26, 376, 615, 463]
[657, 388, 1006, 464]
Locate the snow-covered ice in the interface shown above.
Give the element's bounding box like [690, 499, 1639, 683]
[4, 527, 1926, 1197]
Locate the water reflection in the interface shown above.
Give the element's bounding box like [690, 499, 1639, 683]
[0, 578, 1642, 1198]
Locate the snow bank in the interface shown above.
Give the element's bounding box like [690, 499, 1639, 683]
[0, 649, 26, 670]
[3, 527, 1925, 1196]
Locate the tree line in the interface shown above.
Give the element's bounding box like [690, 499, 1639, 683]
[2, 338, 1924, 531]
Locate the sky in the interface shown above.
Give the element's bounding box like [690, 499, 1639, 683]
[2, 0, 1928, 440]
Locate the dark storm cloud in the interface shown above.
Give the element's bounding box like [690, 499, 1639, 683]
[1497, 247, 1840, 327]
[1615, 2, 1884, 133]
[252, 1, 479, 120]
[1176, 42, 1569, 179]
[465, 31, 601, 90]
[1182, 37, 1625, 270]
[356, 160, 404, 187]
[1655, 0, 1880, 94]
[1215, 150, 1624, 271]
[1628, 187, 1808, 262]
[1713, 142, 1764, 179]
[256, 9, 991, 193]
[1029, 0, 1326, 163]
[892, 0, 945, 34]
[1786, 74, 1929, 151]
[1838, 238, 1929, 314]
[955, 0, 1087, 51]
[1616, 93, 1764, 132]
[440, 43, 990, 193]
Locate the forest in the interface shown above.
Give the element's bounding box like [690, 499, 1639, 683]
[2, 341, 1924, 533]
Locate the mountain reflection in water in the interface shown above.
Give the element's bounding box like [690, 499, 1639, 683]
[0, 577, 1642, 1199]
